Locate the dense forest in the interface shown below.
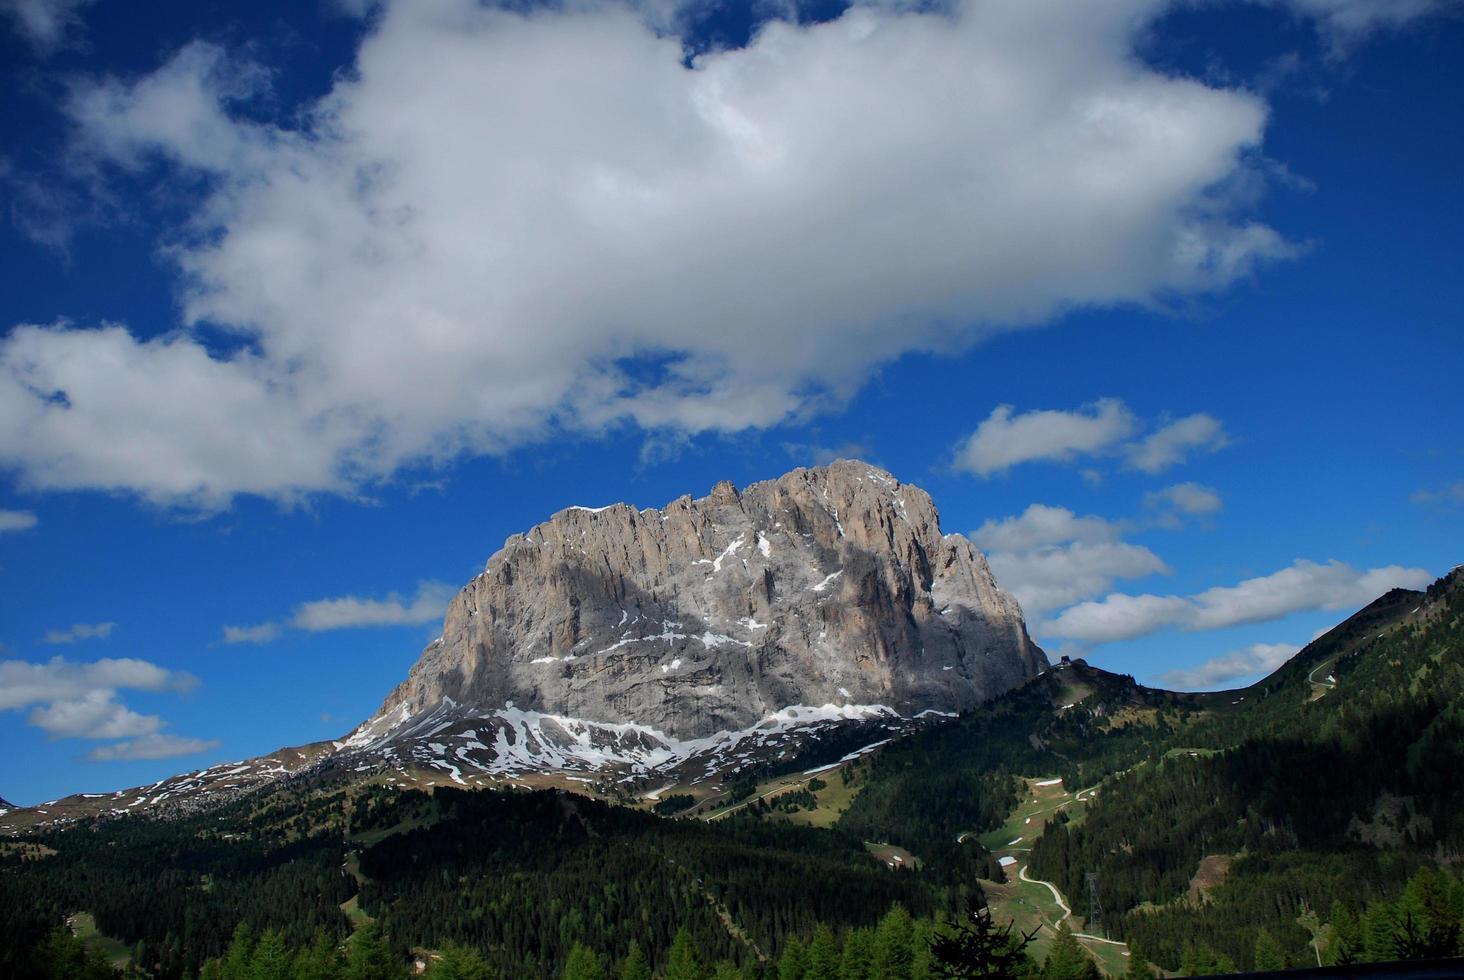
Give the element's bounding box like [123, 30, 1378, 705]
[1028, 573, 1464, 972]
[4, 571, 1462, 979]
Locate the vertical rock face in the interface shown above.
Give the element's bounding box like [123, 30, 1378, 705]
[361, 460, 1046, 741]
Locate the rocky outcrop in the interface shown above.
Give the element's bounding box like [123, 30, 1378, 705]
[356, 461, 1045, 741]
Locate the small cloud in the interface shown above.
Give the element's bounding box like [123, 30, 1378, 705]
[220, 622, 281, 645]
[320, 711, 333, 723]
[954, 399, 1137, 477]
[1159, 642, 1302, 690]
[290, 580, 456, 631]
[42, 621, 117, 645]
[1, 0, 96, 53]
[1411, 481, 1464, 509]
[1144, 482, 1223, 517]
[88, 733, 219, 762]
[0, 509, 39, 533]
[781, 441, 871, 468]
[1125, 415, 1229, 474]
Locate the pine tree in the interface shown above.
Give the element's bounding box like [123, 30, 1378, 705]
[1327, 902, 1362, 966]
[710, 962, 745, 980]
[1121, 945, 1153, 980]
[250, 930, 291, 980]
[841, 928, 876, 980]
[807, 925, 841, 980]
[666, 928, 705, 980]
[563, 943, 605, 980]
[347, 924, 404, 980]
[871, 905, 915, 980]
[1398, 866, 1461, 958]
[1362, 901, 1398, 963]
[1040, 923, 1097, 980]
[429, 944, 493, 980]
[780, 938, 809, 980]
[618, 942, 652, 980]
[1253, 929, 1283, 972]
[222, 923, 256, 980]
[927, 902, 1036, 979]
[295, 929, 346, 980]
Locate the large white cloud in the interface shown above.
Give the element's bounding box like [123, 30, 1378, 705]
[0, 655, 209, 752]
[0, 655, 196, 710]
[973, 503, 1170, 619]
[0, 0, 1294, 505]
[1042, 558, 1432, 644]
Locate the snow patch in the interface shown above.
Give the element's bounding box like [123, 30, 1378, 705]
[811, 570, 843, 593]
[712, 536, 746, 573]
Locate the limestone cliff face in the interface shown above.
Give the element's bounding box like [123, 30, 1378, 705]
[361, 461, 1045, 740]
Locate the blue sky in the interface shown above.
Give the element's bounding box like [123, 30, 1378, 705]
[0, 0, 1460, 805]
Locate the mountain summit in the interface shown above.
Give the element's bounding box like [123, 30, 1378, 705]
[1, 462, 1047, 824]
[340, 460, 1046, 779]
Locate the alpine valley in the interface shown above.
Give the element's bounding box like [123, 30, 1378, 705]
[4, 464, 1463, 980]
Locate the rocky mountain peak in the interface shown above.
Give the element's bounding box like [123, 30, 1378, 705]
[354, 460, 1045, 751]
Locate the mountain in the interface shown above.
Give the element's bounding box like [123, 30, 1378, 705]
[2, 565, 1457, 978]
[0, 460, 1044, 829]
[334, 459, 1045, 786]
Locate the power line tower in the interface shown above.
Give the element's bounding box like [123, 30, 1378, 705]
[1085, 872, 1105, 939]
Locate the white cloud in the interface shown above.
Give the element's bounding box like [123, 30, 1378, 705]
[1125, 414, 1230, 474]
[0, 509, 38, 533]
[1269, 0, 1456, 46]
[955, 400, 1138, 477]
[1159, 641, 1301, 689]
[0, 0, 94, 52]
[974, 504, 1169, 618]
[0, 0, 1290, 505]
[1144, 482, 1223, 516]
[987, 541, 1172, 620]
[1042, 558, 1432, 644]
[0, 655, 206, 749]
[1411, 481, 1464, 508]
[0, 655, 196, 711]
[42, 621, 117, 645]
[290, 580, 455, 631]
[953, 400, 1232, 478]
[88, 733, 219, 761]
[28, 690, 162, 739]
[973, 503, 1126, 552]
[220, 622, 282, 645]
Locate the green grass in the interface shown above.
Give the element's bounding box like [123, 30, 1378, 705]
[863, 841, 921, 870]
[340, 895, 376, 932]
[68, 912, 133, 968]
[971, 775, 1134, 976]
[978, 776, 1073, 851]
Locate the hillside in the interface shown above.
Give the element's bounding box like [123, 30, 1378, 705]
[1029, 569, 1464, 972]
